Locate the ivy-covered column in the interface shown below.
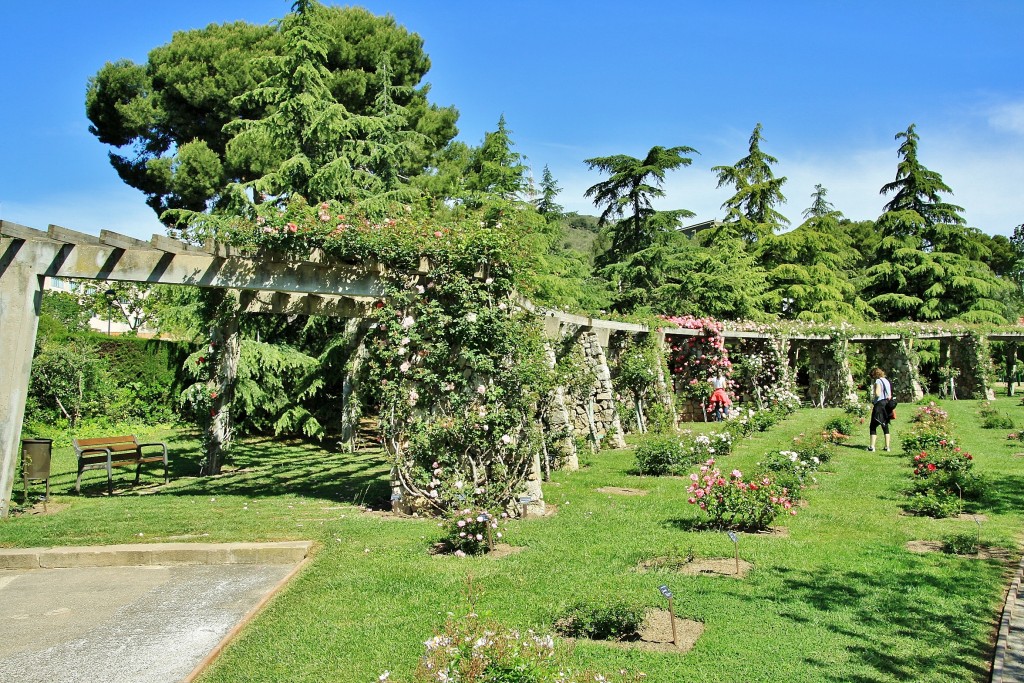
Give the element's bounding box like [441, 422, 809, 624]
[581, 330, 627, 448]
[867, 337, 924, 403]
[541, 343, 579, 471]
[947, 333, 996, 400]
[804, 336, 857, 407]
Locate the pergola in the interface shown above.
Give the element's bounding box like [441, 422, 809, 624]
[0, 220, 401, 517]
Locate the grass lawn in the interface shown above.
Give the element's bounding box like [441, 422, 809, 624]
[7, 396, 1024, 682]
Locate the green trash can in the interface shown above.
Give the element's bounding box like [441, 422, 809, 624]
[22, 438, 53, 507]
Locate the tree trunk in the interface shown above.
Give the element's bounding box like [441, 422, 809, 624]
[205, 294, 240, 476]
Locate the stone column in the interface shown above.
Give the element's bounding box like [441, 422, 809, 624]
[947, 334, 996, 400]
[541, 344, 578, 471]
[582, 331, 627, 449]
[804, 338, 858, 407]
[868, 338, 924, 403]
[0, 241, 45, 518]
[339, 320, 370, 453]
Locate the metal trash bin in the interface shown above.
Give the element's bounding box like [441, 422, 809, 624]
[22, 438, 53, 507]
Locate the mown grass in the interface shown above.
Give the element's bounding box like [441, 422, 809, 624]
[6, 396, 1024, 682]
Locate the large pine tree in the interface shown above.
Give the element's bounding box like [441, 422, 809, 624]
[711, 123, 789, 244]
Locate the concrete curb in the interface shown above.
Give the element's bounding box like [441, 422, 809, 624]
[992, 553, 1024, 682]
[0, 541, 313, 570]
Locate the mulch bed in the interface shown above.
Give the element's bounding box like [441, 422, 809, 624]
[595, 487, 648, 496]
[637, 556, 752, 578]
[570, 609, 703, 654]
[906, 540, 1011, 561]
[429, 543, 525, 559]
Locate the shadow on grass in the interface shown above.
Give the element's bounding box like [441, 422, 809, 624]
[771, 557, 999, 681]
[980, 473, 1024, 515]
[66, 432, 393, 508]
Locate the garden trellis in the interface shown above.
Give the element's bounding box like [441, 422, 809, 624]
[2, 220, 1021, 518]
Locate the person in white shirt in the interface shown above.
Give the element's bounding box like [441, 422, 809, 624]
[709, 372, 731, 422]
[868, 367, 892, 452]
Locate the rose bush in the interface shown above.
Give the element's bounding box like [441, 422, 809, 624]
[687, 458, 797, 530]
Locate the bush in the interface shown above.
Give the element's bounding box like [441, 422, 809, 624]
[386, 615, 646, 683]
[633, 435, 686, 476]
[942, 532, 979, 555]
[909, 446, 980, 500]
[904, 493, 963, 518]
[687, 458, 797, 530]
[439, 507, 505, 555]
[554, 600, 646, 641]
[823, 416, 854, 436]
[795, 436, 832, 464]
[981, 414, 1014, 429]
[901, 431, 954, 455]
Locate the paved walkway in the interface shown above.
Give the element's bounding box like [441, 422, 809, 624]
[0, 542, 310, 683]
[993, 554, 1024, 682]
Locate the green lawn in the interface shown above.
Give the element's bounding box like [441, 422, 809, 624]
[7, 397, 1024, 682]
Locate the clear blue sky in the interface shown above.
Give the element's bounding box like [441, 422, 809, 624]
[3, 1, 1023, 239]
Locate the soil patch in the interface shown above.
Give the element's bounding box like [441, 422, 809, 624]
[430, 543, 525, 559]
[571, 608, 703, 654]
[637, 556, 752, 578]
[12, 502, 70, 517]
[956, 513, 987, 522]
[596, 487, 648, 496]
[906, 540, 1011, 561]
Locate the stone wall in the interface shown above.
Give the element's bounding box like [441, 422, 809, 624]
[570, 330, 627, 449]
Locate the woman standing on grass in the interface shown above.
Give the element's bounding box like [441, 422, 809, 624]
[868, 367, 892, 452]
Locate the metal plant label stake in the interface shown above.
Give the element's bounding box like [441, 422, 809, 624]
[658, 585, 678, 647]
[728, 531, 739, 574]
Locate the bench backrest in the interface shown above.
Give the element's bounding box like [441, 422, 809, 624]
[74, 435, 141, 463]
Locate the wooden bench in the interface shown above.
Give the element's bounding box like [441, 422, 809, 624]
[73, 435, 168, 495]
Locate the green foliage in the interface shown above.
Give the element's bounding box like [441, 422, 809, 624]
[633, 434, 686, 476]
[27, 339, 108, 426]
[711, 123, 789, 244]
[554, 600, 645, 641]
[87, 4, 456, 224]
[978, 401, 1014, 429]
[438, 507, 505, 555]
[40, 290, 91, 334]
[687, 458, 797, 531]
[904, 492, 963, 518]
[822, 416, 854, 436]
[942, 532, 979, 555]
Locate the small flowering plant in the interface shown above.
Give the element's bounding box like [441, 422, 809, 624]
[381, 614, 647, 682]
[440, 507, 506, 555]
[910, 402, 950, 429]
[687, 458, 796, 531]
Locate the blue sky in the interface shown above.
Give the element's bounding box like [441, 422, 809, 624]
[3, 1, 1023, 239]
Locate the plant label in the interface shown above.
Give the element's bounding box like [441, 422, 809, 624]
[658, 585, 673, 599]
[519, 496, 534, 504]
[728, 531, 738, 543]
[390, 492, 402, 502]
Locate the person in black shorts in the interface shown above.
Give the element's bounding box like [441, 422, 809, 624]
[868, 367, 892, 452]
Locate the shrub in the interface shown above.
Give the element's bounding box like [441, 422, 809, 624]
[554, 600, 646, 641]
[981, 413, 1014, 429]
[823, 416, 854, 436]
[439, 507, 505, 555]
[943, 532, 979, 555]
[909, 447, 980, 500]
[904, 493, 963, 518]
[387, 615, 646, 682]
[901, 431, 954, 455]
[794, 436, 832, 464]
[910, 402, 950, 429]
[633, 435, 686, 476]
[687, 458, 797, 530]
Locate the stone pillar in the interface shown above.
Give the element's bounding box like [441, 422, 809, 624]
[947, 334, 996, 400]
[804, 338, 858, 407]
[0, 240, 45, 518]
[868, 338, 924, 403]
[541, 344, 578, 471]
[582, 331, 627, 449]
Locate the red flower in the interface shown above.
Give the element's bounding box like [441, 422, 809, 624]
[927, 463, 936, 471]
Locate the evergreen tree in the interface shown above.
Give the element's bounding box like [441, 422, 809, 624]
[466, 114, 528, 202]
[584, 145, 697, 268]
[866, 125, 1008, 322]
[534, 165, 563, 220]
[711, 123, 789, 244]
[760, 186, 871, 321]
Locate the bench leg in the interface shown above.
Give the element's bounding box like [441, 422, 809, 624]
[164, 456, 169, 485]
[107, 465, 113, 496]
[75, 467, 83, 494]
[135, 461, 142, 485]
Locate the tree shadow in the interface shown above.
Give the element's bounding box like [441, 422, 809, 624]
[65, 432, 393, 507]
[769, 557, 1000, 681]
[980, 473, 1024, 515]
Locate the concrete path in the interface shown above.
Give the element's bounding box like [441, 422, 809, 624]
[993, 554, 1024, 682]
[0, 542, 310, 683]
